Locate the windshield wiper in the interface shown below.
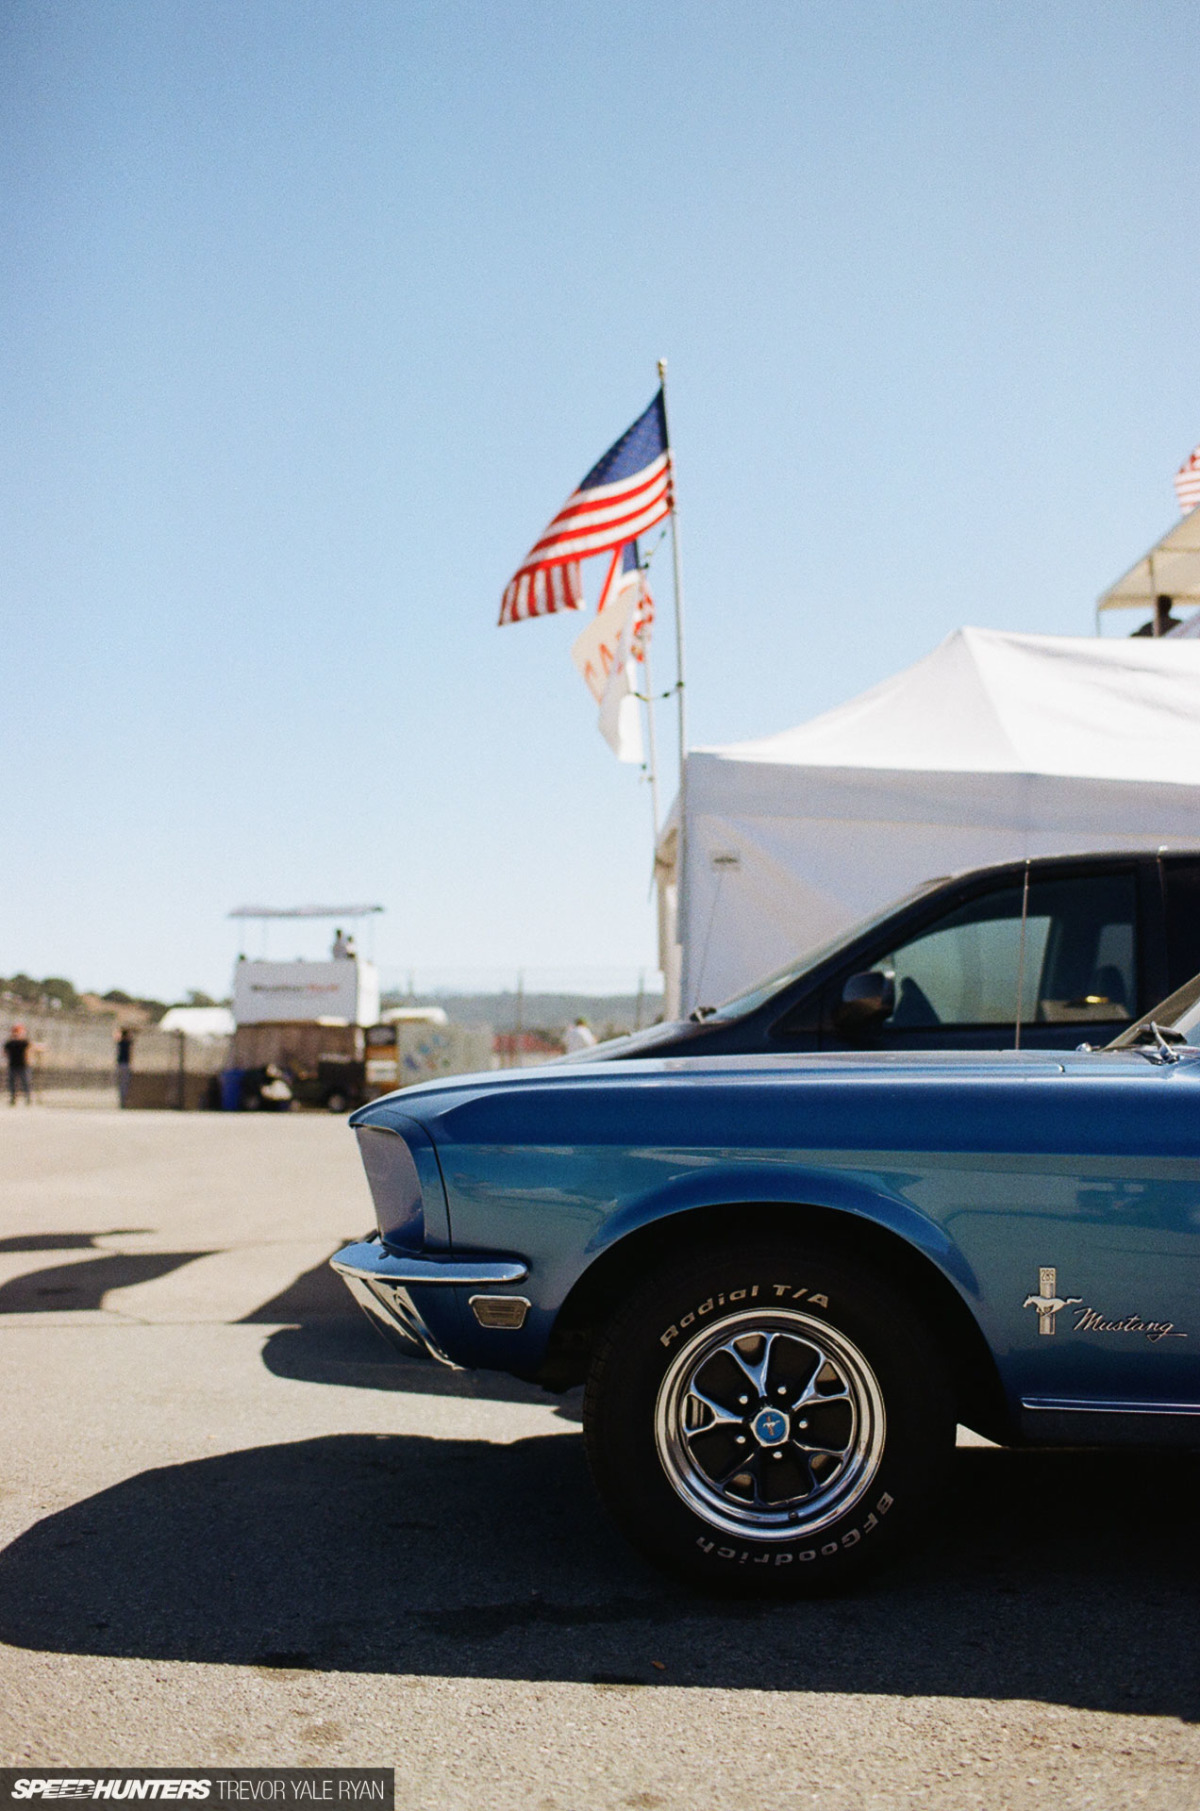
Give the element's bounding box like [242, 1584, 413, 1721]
[689, 1004, 717, 1022]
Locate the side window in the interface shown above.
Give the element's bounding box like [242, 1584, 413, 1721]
[872, 873, 1136, 1031]
[881, 885, 1034, 1028]
[1035, 876, 1136, 1023]
[1162, 861, 1200, 995]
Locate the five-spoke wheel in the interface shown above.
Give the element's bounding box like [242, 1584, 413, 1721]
[655, 1310, 885, 1540]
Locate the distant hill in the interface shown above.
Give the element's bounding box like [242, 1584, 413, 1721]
[381, 990, 666, 1037]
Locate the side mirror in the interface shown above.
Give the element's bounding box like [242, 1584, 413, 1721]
[835, 971, 895, 1034]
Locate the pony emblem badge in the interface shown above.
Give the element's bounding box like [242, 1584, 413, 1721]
[1023, 1267, 1081, 1336]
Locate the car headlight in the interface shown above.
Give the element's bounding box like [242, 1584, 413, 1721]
[356, 1125, 424, 1249]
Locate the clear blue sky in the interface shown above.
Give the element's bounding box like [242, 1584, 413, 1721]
[2, 0, 1198, 1000]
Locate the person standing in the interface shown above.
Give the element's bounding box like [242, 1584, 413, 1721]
[115, 1026, 134, 1108]
[563, 1016, 597, 1054]
[5, 1023, 32, 1105]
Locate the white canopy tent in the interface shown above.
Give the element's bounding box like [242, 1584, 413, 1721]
[657, 628, 1200, 1018]
[157, 1005, 236, 1038]
[1096, 504, 1200, 628]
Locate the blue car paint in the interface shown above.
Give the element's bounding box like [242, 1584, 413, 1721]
[348, 1049, 1200, 1420]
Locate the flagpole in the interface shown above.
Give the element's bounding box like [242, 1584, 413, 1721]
[657, 357, 690, 1015]
[641, 628, 662, 840]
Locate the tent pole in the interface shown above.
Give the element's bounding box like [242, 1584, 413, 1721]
[658, 357, 690, 1012]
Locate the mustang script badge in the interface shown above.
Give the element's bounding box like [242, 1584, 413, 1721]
[1023, 1267, 1081, 1335]
[1023, 1266, 1186, 1342]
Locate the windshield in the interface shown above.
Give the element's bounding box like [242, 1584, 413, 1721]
[704, 877, 951, 1022]
[1108, 971, 1200, 1048]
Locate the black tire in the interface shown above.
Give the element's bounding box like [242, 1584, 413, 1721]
[241, 1090, 262, 1112]
[583, 1236, 955, 1596]
[325, 1090, 350, 1114]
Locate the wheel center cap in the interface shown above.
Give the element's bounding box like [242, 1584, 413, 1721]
[750, 1406, 790, 1447]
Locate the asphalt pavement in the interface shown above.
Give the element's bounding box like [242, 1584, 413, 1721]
[0, 1107, 1197, 1808]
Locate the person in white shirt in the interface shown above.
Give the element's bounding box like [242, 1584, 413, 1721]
[564, 1017, 597, 1053]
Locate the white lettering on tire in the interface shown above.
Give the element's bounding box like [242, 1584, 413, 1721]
[694, 1492, 896, 1564]
[661, 1281, 831, 1346]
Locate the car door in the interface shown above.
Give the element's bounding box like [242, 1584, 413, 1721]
[955, 1052, 1200, 1434]
[820, 866, 1141, 1052]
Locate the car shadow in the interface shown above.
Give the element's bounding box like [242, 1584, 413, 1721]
[248, 1254, 582, 1418]
[0, 1433, 1195, 1715]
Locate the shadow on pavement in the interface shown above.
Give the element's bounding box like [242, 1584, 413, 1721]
[241, 1249, 370, 1328]
[0, 1251, 212, 1313]
[0, 1433, 1196, 1714]
[0, 1232, 151, 1254]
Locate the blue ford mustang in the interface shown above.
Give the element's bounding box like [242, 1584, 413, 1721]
[332, 979, 1200, 1594]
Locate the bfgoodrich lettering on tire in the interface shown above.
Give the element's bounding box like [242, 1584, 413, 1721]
[583, 1237, 955, 1594]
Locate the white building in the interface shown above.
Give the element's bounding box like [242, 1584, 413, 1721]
[232, 958, 380, 1027]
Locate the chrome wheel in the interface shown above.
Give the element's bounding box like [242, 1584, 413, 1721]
[654, 1308, 886, 1542]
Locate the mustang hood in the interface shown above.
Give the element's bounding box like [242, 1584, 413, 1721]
[353, 1047, 1084, 1142]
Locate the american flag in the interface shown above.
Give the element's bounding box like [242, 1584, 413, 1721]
[1175, 442, 1200, 514]
[499, 392, 672, 625]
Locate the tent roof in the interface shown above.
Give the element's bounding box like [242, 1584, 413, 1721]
[1097, 505, 1200, 612]
[157, 1006, 235, 1038]
[228, 904, 384, 920]
[695, 627, 1200, 786]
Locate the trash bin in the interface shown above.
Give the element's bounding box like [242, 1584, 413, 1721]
[219, 1068, 245, 1112]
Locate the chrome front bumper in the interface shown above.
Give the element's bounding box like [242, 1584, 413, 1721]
[330, 1238, 528, 1368]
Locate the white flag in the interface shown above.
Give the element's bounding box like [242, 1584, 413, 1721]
[571, 551, 652, 764]
[596, 597, 644, 764]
